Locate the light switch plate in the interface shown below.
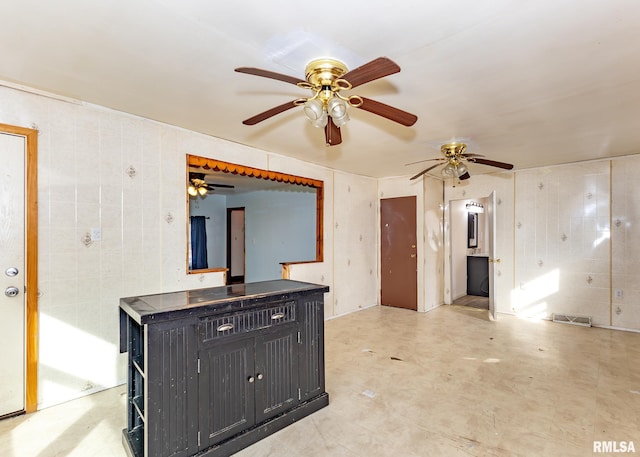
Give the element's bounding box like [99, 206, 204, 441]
[90, 227, 102, 241]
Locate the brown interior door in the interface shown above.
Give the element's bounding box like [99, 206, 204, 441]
[380, 196, 418, 310]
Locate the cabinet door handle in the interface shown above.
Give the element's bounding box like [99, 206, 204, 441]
[271, 313, 285, 321]
[257, 373, 263, 380]
[217, 323, 234, 332]
[248, 376, 255, 383]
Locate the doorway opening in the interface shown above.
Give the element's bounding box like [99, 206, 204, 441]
[449, 193, 497, 319]
[227, 208, 245, 284]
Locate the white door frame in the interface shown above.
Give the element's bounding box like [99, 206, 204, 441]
[487, 191, 497, 320]
[446, 192, 497, 319]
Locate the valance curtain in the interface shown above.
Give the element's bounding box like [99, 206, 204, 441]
[190, 216, 208, 270]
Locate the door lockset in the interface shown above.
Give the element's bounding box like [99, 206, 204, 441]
[5, 286, 19, 297]
[5, 267, 18, 277]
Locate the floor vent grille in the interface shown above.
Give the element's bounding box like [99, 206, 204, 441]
[552, 314, 592, 327]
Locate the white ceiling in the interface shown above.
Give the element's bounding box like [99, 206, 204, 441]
[2, 0, 640, 179]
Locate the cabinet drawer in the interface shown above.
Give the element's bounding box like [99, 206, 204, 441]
[200, 301, 296, 343]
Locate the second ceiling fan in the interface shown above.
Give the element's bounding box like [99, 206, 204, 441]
[235, 57, 418, 146]
[408, 142, 514, 181]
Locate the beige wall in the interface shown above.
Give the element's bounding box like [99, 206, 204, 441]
[444, 159, 640, 331]
[4, 80, 640, 410]
[0, 85, 379, 409]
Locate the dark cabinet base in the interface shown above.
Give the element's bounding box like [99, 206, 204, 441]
[467, 256, 489, 297]
[119, 280, 330, 457]
[122, 394, 329, 457]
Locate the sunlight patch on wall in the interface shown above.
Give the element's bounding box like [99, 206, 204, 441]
[511, 269, 560, 320]
[593, 227, 610, 249]
[39, 313, 119, 406]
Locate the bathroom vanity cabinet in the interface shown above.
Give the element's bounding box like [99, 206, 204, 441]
[467, 255, 489, 297]
[119, 279, 329, 457]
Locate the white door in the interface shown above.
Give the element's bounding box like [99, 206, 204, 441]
[487, 191, 498, 320]
[0, 132, 26, 416]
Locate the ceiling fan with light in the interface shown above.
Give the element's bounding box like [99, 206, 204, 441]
[235, 57, 418, 146]
[408, 142, 514, 181]
[187, 172, 234, 197]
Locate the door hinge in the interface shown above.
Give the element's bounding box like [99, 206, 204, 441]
[197, 358, 200, 374]
[297, 331, 301, 344]
[197, 431, 200, 447]
[298, 388, 301, 400]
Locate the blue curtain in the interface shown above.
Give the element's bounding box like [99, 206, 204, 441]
[190, 216, 208, 270]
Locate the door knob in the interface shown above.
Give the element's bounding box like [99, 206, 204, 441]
[410, 254, 416, 258]
[5, 267, 18, 277]
[257, 373, 264, 380]
[5, 286, 19, 297]
[248, 376, 255, 383]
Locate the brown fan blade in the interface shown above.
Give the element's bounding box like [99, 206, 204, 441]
[343, 57, 401, 88]
[471, 158, 514, 170]
[242, 100, 298, 125]
[325, 117, 342, 146]
[235, 67, 305, 86]
[405, 157, 444, 166]
[357, 97, 417, 126]
[410, 163, 442, 180]
[458, 172, 471, 180]
[460, 153, 484, 158]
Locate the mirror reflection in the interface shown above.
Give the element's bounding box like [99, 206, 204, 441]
[187, 155, 323, 284]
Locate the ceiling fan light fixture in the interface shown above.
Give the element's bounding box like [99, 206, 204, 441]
[303, 99, 328, 128]
[197, 186, 208, 196]
[188, 185, 198, 197]
[441, 163, 456, 177]
[456, 162, 468, 176]
[327, 97, 349, 127]
[303, 99, 324, 120]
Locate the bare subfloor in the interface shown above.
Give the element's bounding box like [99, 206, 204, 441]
[2, 305, 639, 457]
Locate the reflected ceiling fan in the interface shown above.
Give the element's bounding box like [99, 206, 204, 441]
[188, 172, 234, 197]
[408, 142, 514, 181]
[235, 57, 418, 146]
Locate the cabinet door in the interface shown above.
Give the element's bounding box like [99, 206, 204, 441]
[199, 337, 255, 449]
[254, 323, 299, 424]
[298, 294, 326, 401]
[146, 320, 199, 457]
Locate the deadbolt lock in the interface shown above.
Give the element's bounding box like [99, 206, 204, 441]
[5, 286, 19, 297]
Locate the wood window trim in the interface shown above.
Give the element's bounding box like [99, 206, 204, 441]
[186, 155, 324, 267]
[0, 123, 38, 413]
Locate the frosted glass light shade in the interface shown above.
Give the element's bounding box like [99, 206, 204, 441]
[327, 98, 349, 127]
[304, 99, 328, 128]
[441, 163, 456, 177]
[456, 163, 468, 176]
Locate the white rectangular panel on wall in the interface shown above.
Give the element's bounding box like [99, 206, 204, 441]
[611, 156, 640, 330]
[332, 173, 378, 316]
[514, 161, 610, 325]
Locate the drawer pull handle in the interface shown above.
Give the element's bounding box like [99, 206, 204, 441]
[217, 323, 234, 332]
[271, 313, 285, 321]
